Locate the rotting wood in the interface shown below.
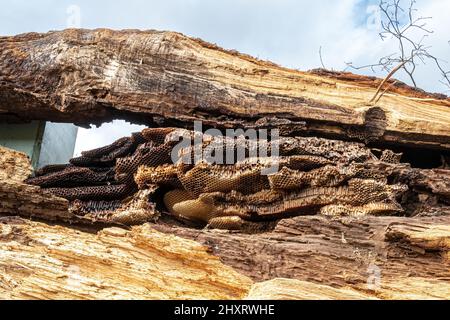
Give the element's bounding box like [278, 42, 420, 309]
[0, 216, 448, 300]
[0, 146, 32, 181]
[0, 29, 449, 300]
[0, 180, 71, 221]
[0, 216, 252, 300]
[1, 29, 450, 150]
[0, 146, 71, 221]
[153, 214, 450, 297]
[1, 148, 448, 299]
[245, 278, 377, 300]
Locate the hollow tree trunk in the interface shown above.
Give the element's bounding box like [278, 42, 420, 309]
[1, 29, 449, 151]
[0, 29, 449, 300]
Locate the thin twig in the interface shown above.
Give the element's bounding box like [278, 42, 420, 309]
[319, 46, 327, 69]
[370, 60, 408, 103]
[375, 80, 398, 103]
[345, 0, 450, 95]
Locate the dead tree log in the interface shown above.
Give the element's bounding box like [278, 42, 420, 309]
[154, 214, 450, 299]
[0, 29, 449, 300]
[1, 136, 449, 299]
[0, 216, 252, 300]
[0, 215, 448, 299]
[0, 146, 71, 221]
[1, 29, 449, 151]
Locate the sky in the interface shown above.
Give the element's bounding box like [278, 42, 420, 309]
[1, 0, 449, 156]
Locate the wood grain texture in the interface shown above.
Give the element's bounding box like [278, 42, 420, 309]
[0, 216, 252, 300]
[246, 278, 377, 300]
[0, 138, 447, 300]
[247, 277, 449, 300]
[386, 222, 450, 257]
[0, 180, 70, 220]
[0, 216, 448, 300]
[154, 214, 450, 299]
[1, 29, 449, 149]
[0, 146, 32, 182]
[0, 146, 71, 221]
[1, 29, 449, 300]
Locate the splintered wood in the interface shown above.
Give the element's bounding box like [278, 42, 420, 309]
[0, 147, 70, 221]
[0, 146, 32, 181]
[1, 216, 448, 300]
[0, 217, 251, 299]
[1, 29, 450, 150]
[0, 28, 449, 300]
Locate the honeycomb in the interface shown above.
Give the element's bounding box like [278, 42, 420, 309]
[26, 128, 409, 228]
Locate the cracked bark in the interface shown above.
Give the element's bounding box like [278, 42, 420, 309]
[0, 215, 448, 299]
[1, 29, 449, 151]
[0, 29, 449, 299]
[1, 131, 449, 299]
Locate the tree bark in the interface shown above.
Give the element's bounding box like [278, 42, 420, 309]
[0, 215, 448, 299]
[1, 29, 449, 150]
[0, 29, 449, 300]
[154, 214, 450, 299]
[0, 216, 252, 300]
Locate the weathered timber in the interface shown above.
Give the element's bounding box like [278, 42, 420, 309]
[153, 214, 450, 299]
[0, 216, 448, 300]
[0, 146, 32, 181]
[0, 139, 449, 299]
[0, 180, 71, 221]
[0, 146, 72, 221]
[0, 216, 251, 300]
[1, 29, 450, 300]
[1, 29, 449, 150]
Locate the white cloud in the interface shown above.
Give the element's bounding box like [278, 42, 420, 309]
[73, 121, 146, 156]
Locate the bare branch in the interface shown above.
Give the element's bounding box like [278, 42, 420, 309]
[370, 60, 408, 103]
[319, 46, 327, 69]
[345, 0, 450, 97]
[375, 80, 398, 103]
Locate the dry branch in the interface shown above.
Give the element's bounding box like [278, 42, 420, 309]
[1, 29, 449, 150]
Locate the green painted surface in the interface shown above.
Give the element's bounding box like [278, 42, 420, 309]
[0, 121, 45, 167]
[0, 121, 77, 169]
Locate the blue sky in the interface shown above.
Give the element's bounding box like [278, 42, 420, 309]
[1, 0, 449, 155]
